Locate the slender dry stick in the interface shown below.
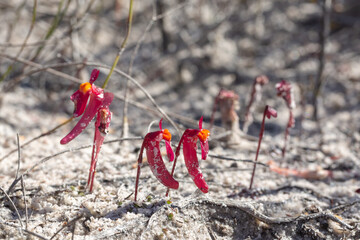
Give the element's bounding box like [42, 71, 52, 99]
[0, 219, 47, 240]
[0, 1, 25, 67]
[1, 117, 74, 162]
[312, 0, 332, 120]
[0, 54, 179, 133]
[0, 54, 82, 85]
[7, 137, 143, 193]
[20, 176, 28, 230]
[102, 0, 134, 90]
[0, 187, 24, 229]
[179, 198, 356, 230]
[0, 0, 37, 82]
[123, 1, 188, 138]
[119, 0, 136, 140]
[15, 133, 21, 179]
[50, 214, 84, 240]
[0, 40, 47, 47]
[31, 0, 71, 61]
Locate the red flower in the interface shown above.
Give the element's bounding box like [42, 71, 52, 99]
[171, 116, 210, 194]
[134, 119, 178, 201]
[60, 69, 114, 192]
[276, 80, 295, 110]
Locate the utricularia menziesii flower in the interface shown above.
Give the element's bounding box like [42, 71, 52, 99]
[168, 116, 210, 195]
[276, 80, 295, 157]
[134, 119, 178, 201]
[60, 69, 114, 192]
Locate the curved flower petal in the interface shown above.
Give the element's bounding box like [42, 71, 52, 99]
[200, 140, 209, 160]
[146, 133, 179, 189]
[60, 89, 104, 144]
[183, 136, 208, 193]
[198, 116, 203, 129]
[70, 90, 90, 118]
[165, 140, 174, 162]
[89, 69, 100, 84]
[159, 118, 163, 130]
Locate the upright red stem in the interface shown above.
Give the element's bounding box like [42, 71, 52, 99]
[166, 135, 185, 197]
[249, 106, 267, 189]
[134, 142, 145, 201]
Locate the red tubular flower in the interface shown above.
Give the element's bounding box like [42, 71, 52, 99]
[167, 116, 210, 195]
[134, 119, 178, 201]
[60, 69, 114, 192]
[276, 80, 295, 111]
[276, 80, 295, 158]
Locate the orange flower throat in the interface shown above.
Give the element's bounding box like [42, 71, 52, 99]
[79, 82, 92, 94]
[198, 129, 210, 142]
[162, 129, 172, 141]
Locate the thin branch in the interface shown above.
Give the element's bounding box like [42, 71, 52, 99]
[0, 0, 37, 82]
[0, 187, 23, 229]
[15, 133, 21, 179]
[122, 0, 188, 139]
[179, 198, 356, 230]
[1, 117, 74, 162]
[0, 40, 47, 47]
[102, 0, 134, 89]
[208, 154, 268, 167]
[20, 176, 28, 230]
[0, 218, 47, 240]
[312, 0, 332, 120]
[50, 214, 84, 240]
[0, 54, 180, 135]
[7, 137, 143, 193]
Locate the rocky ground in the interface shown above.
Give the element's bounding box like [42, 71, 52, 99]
[0, 0, 359, 239]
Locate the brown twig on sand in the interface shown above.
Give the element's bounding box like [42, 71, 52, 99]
[6, 137, 143, 194]
[20, 176, 28, 230]
[15, 134, 21, 180]
[50, 214, 84, 240]
[0, 187, 24, 229]
[0, 219, 47, 240]
[0, 117, 74, 163]
[178, 198, 356, 230]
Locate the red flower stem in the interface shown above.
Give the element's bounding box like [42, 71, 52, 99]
[166, 135, 185, 197]
[244, 81, 257, 125]
[87, 133, 98, 192]
[134, 142, 145, 201]
[249, 106, 267, 189]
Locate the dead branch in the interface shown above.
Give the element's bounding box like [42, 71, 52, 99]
[0, 186, 24, 229]
[0, 218, 47, 240]
[177, 198, 356, 230]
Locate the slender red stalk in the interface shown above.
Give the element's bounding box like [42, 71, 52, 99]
[276, 80, 295, 158]
[134, 119, 178, 201]
[166, 117, 210, 196]
[134, 141, 145, 201]
[249, 105, 277, 189]
[243, 75, 268, 133]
